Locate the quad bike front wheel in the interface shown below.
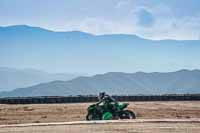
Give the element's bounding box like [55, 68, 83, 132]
[86, 113, 101, 120]
[120, 110, 136, 119]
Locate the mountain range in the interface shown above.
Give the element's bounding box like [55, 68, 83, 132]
[1, 25, 200, 74]
[0, 69, 200, 97]
[0, 25, 200, 97]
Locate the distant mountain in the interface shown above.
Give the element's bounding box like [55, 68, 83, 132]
[1, 25, 200, 74]
[0, 67, 79, 91]
[1, 69, 200, 97]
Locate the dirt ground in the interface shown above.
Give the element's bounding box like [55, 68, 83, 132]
[0, 101, 200, 125]
[1, 122, 200, 133]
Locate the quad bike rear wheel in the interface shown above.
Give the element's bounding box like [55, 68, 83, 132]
[102, 112, 113, 120]
[120, 110, 136, 119]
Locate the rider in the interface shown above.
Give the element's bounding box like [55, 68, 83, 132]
[98, 92, 117, 104]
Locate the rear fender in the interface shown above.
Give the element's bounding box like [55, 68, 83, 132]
[118, 103, 129, 110]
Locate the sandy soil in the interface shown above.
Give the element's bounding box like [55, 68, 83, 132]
[0, 101, 200, 125]
[1, 122, 200, 133]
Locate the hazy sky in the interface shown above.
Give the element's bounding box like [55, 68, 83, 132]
[0, 0, 200, 40]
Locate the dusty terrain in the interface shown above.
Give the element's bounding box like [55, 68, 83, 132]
[0, 101, 200, 125]
[0, 101, 200, 133]
[0, 120, 200, 133]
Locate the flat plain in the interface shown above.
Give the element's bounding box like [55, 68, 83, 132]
[0, 101, 200, 133]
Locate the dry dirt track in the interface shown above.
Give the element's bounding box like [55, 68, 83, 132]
[0, 101, 200, 133]
[0, 119, 200, 133]
[0, 101, 200, 125]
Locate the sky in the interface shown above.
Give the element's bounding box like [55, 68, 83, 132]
[0, 0, 200, 40]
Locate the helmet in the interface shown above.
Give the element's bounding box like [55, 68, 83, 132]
[99, 92, 105, 100]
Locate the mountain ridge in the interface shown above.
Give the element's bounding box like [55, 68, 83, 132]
[2, 25, 198, 41]
[1, 69, 200, 97]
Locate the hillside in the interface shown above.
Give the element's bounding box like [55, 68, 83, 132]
[0, 67, 79, 91]
[1, 69, 200, 97]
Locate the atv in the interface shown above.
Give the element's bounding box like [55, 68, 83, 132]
[86, 93, 136, 120]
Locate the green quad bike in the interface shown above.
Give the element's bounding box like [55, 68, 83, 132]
[86, 93, 136, 120]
